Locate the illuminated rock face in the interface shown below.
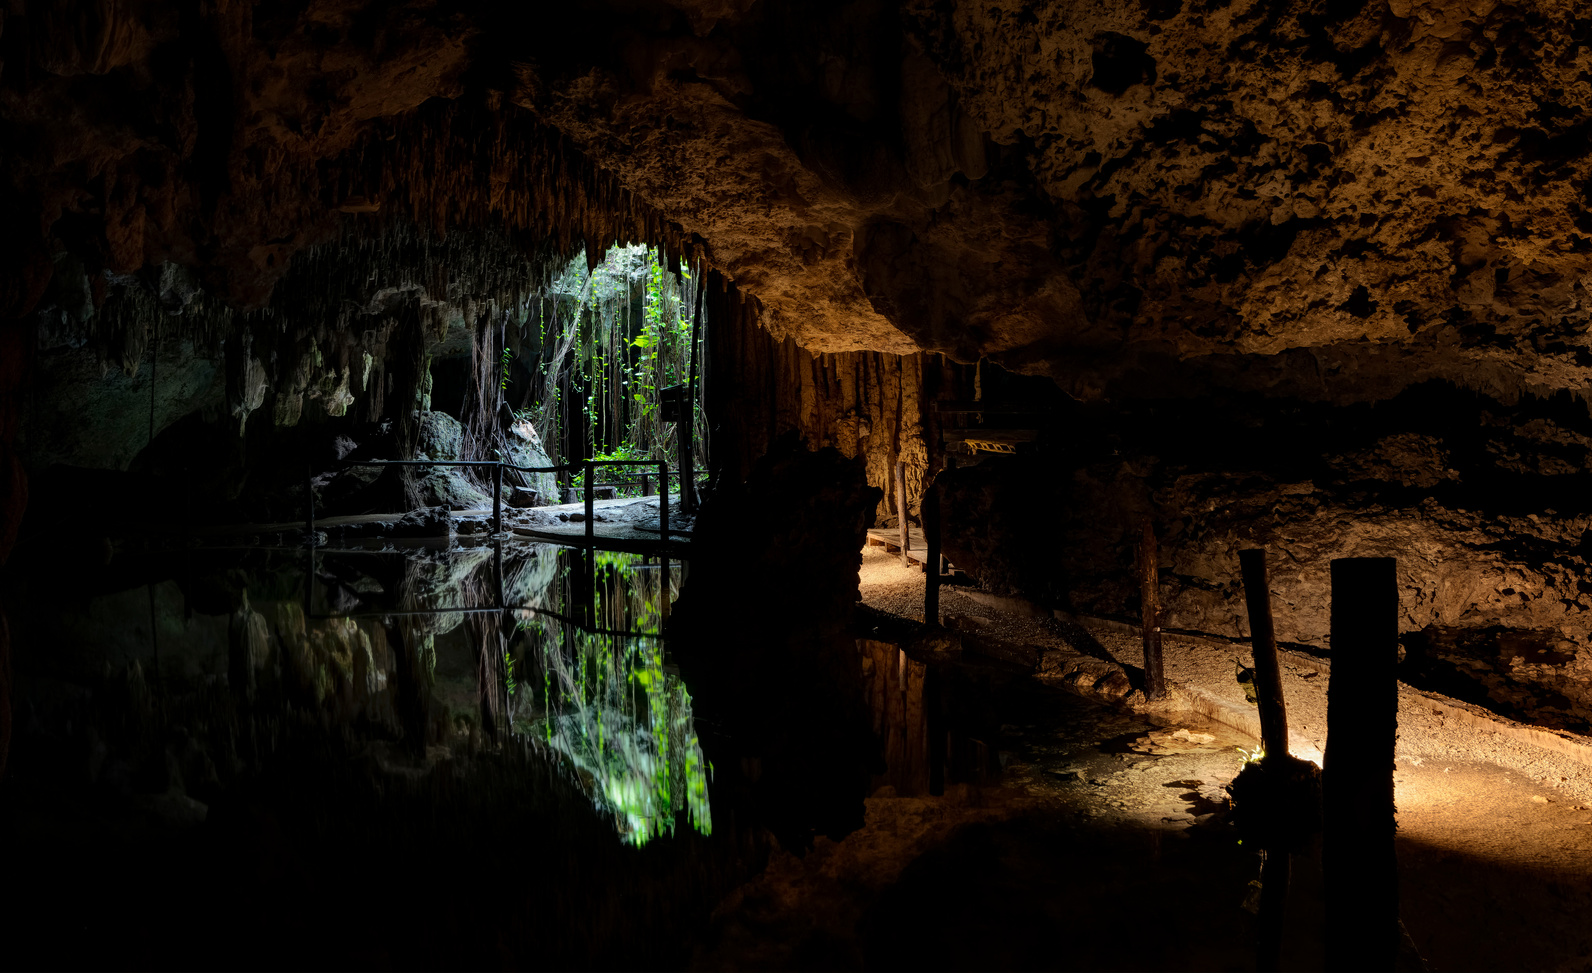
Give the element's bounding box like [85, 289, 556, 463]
[6, 0, 1591, 391]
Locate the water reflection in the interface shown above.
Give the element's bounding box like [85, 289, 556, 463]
[310, 541, 711, 846]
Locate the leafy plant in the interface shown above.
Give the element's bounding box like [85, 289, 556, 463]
[518, 245, 707, 486]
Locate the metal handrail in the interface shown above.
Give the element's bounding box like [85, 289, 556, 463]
[306, 457, 674, 539]
[303, 538, 673, 640]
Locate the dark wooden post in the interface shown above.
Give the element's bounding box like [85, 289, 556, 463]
[680, 395, 696, 514]
[1239, 549, 1289, 758]
[642, 473, 653, 497]
[1239, 547, 1293, 972]
[659, 461, 670, 539]
[493, 461, 503, 534]
[660, 554, 671, 622]
[925, 665, 945, 796]
[494, 537, 505, 611]
[1324, 557, 1400, 973]
[581, 547, 595, 628]
[305, 464, 314, 542]
[924, 479, 941, 625]
[894, 460, 910, 566]
[584, 461, 595, 541]
[1139, 517, 1166, 699]
[683, 259, 705, 513]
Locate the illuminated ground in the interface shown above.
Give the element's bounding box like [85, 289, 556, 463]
[825, 545, 1592, 971]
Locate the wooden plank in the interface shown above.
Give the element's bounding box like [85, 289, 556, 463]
[866, 528, 933, 565]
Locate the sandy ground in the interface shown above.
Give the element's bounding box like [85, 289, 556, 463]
[771, 544, 1592, 971]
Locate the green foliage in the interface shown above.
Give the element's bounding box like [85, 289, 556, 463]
[506, 552, 711, 847]
[523, 244, 707, 480]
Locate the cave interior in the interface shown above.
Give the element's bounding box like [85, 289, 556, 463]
[6, 0, 1592, 969]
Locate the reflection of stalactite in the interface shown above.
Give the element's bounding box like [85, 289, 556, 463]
[467, 609, 504, 745]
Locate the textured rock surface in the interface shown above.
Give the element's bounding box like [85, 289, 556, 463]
[7, 0, 1592, 396]
[931, 379, 1592, 731]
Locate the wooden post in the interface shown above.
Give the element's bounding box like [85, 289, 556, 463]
[680, 394, 696, 514]
[1239, 549, 1289, 759]
[584, 461, 595, 541]
[305, 464, 314, 542]
[1139, 517, 1166, 699]
[494, 537, 505, 611]
[1324, 557, 1400, 973]
[1240, 547, 1293, 972]
[660, 554, 671, 622]
[581, 547, 595, 628]
[642, 473, 653, 497]
[925, 665, 945, 796]
[925, 479, 941, 625]
[683, 258, 705, 513]
[659, 461, 670, 539]
[894, 459, 910, 566]
[493, 461, 503, 534]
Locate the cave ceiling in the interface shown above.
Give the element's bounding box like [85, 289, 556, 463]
[5, 0, 1592, 405]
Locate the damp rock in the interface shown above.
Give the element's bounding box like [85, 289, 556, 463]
[391, 506, 453, 537]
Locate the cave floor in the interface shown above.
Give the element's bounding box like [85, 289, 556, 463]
[837, 545, 1592, 972]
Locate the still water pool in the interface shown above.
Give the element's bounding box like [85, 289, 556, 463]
[2, 538, 742, 968]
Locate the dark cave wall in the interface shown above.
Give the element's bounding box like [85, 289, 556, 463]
[935, 381, 1592, 730]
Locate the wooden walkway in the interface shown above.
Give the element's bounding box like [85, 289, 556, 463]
[866, 527, 934, 567]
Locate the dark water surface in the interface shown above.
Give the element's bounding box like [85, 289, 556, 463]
[2, 539, 748, 969]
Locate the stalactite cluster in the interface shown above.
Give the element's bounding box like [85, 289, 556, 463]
[706, 284, 972, 524]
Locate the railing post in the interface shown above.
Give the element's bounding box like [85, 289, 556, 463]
[894, 459, 910, 566]
[1239, 547, 1293, 973]
[659, 460, 670, 539]
[1139, 517, 1167, 700]
[584, 461, 595, 541]
[1324, 557, 1400, 972]
[495, 536, 505, 611]
[925, 480, 941, 625]
[493, 461, 503, 534]
[1239, 549, 1289, 759]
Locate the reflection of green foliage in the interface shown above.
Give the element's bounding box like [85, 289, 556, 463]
[508, 552, 710, 846]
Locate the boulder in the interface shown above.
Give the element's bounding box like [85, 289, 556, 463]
[417, 411, 463, 461]
[508, 486, 543, 508]
[391, 505, 452, 537]
[504, 416, 557, 502]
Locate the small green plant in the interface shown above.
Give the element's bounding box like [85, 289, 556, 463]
[500, 347, 513, 392]
[1236, 744, 1265, 766]
[504, 649, 517, 696]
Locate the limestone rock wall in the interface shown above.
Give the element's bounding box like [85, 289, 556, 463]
[706, 289, 974, 523]
[938, 380, 1592, 732]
